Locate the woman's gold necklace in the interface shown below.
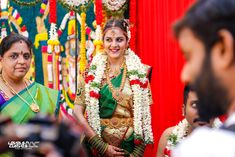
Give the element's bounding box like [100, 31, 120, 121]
[1, 75, 40, 113]
[105, 61, 127, 104]
[108, 67, 120, 77]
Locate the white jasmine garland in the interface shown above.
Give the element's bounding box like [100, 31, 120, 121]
[85, 53, 107, 136]
[142, 87, 154, 142]
[103, 0, 126, 11]
[49, 23, 58, 41]
[85, 48, 154, 143]
[64, 0, 89, 6]
[125, 49, 153, 142]
[96, 25, 102, 41]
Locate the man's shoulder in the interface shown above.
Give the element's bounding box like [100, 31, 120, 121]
[172, 127, 235, 157]
[183, 127, 235, 146]
[189, 127, 235, 140]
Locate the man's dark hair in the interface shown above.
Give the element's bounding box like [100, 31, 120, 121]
[173, 0, 235, 53]
[0, 33, 33, 57]
[183, 85, 195, 105]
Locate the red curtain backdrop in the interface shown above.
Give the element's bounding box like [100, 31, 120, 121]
[134, 0, 195, 156]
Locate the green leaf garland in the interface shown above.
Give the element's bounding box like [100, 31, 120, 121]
[11, 0, 41, 7]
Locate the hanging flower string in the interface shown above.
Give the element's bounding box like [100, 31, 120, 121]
[0, 0, 8, 20]
[0, 23, 7, 43]
[126, 49, 153, 143]
[85, 48, 154, 144]
[49, 0, 56, 23]
[101, 7, 106, 28]
[93, 0, 103, 55]
[47, 23, 60, 53]
[95, 0, 103, 25]
[39, 0, 48, 16]
[93, 25, 103, 54]
[79, 12, 87, 74]
[47, 0, 60, 53]
[46, 0, 60, 90]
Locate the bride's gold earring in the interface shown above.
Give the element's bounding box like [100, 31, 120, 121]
[182, 104, 185, 116]
[125, 49, 129, 55]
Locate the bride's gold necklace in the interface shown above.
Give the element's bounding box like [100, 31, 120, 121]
[105, 60, 127, 104]
[1, 75, 40, 113]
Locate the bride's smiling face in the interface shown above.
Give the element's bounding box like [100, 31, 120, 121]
[103, 27, 128, 60]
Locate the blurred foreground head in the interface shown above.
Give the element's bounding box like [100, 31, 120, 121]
[173, 0, 235, 121]
[0, 114, 87, 157]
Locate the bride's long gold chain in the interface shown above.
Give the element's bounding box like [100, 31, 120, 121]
[105, 60, 127, 103]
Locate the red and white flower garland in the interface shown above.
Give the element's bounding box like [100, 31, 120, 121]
[84, 48, 154, 144]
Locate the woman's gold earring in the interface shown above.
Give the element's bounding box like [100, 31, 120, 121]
[102, 51, 107, 55]
[182, 105, 185, 116]
[125, 49, 129, 55]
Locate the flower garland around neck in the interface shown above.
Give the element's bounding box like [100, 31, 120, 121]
[84, 48, 154, 144]
[164, 118, 222, 157]
[164, 118, 189, 157]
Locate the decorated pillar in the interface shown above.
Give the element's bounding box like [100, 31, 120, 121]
[47, 0, 61, 90]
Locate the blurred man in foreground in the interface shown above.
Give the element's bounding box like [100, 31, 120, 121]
[172, 0, 235, 156]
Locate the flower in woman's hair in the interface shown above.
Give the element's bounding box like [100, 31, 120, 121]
[122, 19, 131, 41]
[127, 26, 131, 41]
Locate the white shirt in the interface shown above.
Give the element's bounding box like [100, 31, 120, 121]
[172, 113, 235, 157]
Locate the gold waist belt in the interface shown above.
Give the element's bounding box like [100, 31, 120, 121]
[100, 117, 133, 129]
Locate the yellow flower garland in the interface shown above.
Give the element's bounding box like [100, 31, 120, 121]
[79, 12, 87, 73]
[93, 39, 103, 55]
[41, 3, 47, 10]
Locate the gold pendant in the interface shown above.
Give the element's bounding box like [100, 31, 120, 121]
[30, 103, 40, 113]
[112, 90, 123, 103]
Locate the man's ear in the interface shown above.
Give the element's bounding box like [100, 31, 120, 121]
[211, 29, 234, 69]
